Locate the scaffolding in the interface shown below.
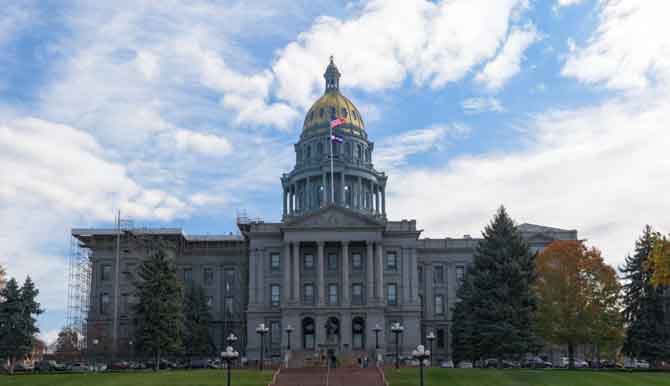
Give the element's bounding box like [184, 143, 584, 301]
[66, 234, 92, 350]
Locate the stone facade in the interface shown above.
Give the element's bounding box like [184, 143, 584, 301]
[73, 59, 578, 362]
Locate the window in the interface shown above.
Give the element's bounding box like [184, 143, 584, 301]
[306, 145, 311, 160]
[435, 295, 444, 315]
[437, 329, 445, 349]
[304, 254, 314, 269]
[124, 263, 136, 281]
[206, 296, 214, 309]
[120, 323, 128, 338]
[271, 285, 280, 307]
[418, 266, 423, 283]
[387, 284, 398, 305]
[225, 297, 234, 316]
[319, 108, 324, 118]
[303, 284, 315, 304]
[419, 295, 424, 316]
[328, 254, 337, 270]
[386, 252, 397, 270]
[271, 253, 281, 272]
[352, 284, 363, 305]
[317, 142, 324, 155]
[100, 293, 110, 315]
[456, 265, 465, 283]
[345, 142, 352, 157]
[341, 107, 348, 117]
[434, 266, 444, 284]
[224, 269, 235, 292]
[204, 267, 214, 286]
[352, 253, 362, 269]
[101, 265, 112, 281]
[271, 321, 281, 346]
[184, 268, 193, 283]
[121, 293, 128, 314]
[328, 284, 338, 305]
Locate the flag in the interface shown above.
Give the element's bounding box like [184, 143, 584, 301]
[330, 134, 344, 143]
[330, 117, 346, 128]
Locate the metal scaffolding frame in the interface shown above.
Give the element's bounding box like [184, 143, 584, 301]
[66, 234, 92, 350]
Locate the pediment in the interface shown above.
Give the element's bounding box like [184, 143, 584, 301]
[283, 205, 384, 228]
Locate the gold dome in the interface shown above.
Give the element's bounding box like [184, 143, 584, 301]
[301, 57, 366, 140]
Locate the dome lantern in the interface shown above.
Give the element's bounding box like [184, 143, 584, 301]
[324, 55, 341, 92]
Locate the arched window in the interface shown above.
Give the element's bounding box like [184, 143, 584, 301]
[357, 144, 363, 161]
[352, 317, 366, 349]
[341, 108, 348, 118]
[317, 142, 324, 155]
[302, 317, 316, 350]
[330, 107, 336, 118]
[345, 142, 352, 159]
[305, 145, 311, 161]
[345, 185, 352, 207]
[319, 108, 324, 118]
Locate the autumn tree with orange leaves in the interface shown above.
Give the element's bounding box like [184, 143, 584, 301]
[535, 240, 623, 368]
[650, 235, 670, 288]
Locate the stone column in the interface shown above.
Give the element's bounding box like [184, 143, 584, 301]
[306, 177, 311, 210]
[381, 187, 386, 217]
[292, 242, 300, 303]
[425, 264, 434, 318]
[283, 243, 291, 304]
[402, 248, 410, 305]
[341, 241, 350, 306]
[283, 189, 287, 217]
[317, 241, 325, 306]
[411, 248, 419, 303]
[249, 248, 258, 304]
[258, 249, 265, 305]
[289, 185, 294, 214]
[374, 184, 379, 214]
[376, 243, 384, 302]
[322, 173, 327, 206]
[366, 241, 374, 304]
[358, 177, 363, 209]
[340, 172, 345, 205]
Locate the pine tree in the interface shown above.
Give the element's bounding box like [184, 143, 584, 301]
[620, 226, 670, 364]
[183, 285, 213, 366]
[450, 269, 478, 363]
[453, 206, 539, 365]
[0, 276, 43, 374]
[134, 248, 184, 370]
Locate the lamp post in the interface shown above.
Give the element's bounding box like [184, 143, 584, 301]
[221, 346, 240, 386]
[129, 340, 134, 364]
[256, 323, 269, 371]
[426, 332, 435, 368]
[412, 345, 431, 386]
[227, 333, 238, 349]
[285, 325, 294, 351]
[390, 322, 404, 370]
[92, 339, 99, 372]
[373, 324, 382, 350]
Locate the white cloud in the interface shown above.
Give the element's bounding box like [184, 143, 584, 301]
[376, 124, 470, 169]
[557, 0, 585, 7]
[563, 1, 670, 92]
[462, 97, 506, 114]
[476, 23, 541, 91]
[175, 129, 233, 157]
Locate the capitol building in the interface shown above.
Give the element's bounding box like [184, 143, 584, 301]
[72, 58, 577, 364]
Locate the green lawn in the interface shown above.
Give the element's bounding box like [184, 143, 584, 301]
[0, 369, 273, 386]
[385, 368, 670, 386]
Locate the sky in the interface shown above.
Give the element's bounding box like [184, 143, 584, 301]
[1, 0, 670, 345]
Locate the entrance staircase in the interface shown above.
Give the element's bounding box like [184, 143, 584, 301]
[270, 368, 385, 386]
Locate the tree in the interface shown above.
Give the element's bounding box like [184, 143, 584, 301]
[183, 285, 213, 366]
[535, 241, 623, 368]
[620, 226, 670, 364]
[0, 276, 44, 374]
[0, 264, 6, 289]
[451, 206, 540, 365]
[134, 248, 184, 371]
[450, 270, 478, 363]
[55, 327, 80, 361]
[649, 235, 670, 288]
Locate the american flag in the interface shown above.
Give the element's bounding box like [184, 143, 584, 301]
[330, 117, 346, 128]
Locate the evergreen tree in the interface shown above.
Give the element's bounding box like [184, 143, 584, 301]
[183, 285, 213, 366]
[620, 226, 670, 364]
[450, 269, 478, 363]
[134, 248, 184, 370]
[452, 206, 539, 365]
[0, 276, 43, 374]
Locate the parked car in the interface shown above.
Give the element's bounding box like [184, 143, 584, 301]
[440, 360, 454, 368]
[457, 361, 474, 368]
[598, 360, 617, 369]
[36, 360, 66, 372]
[522, 356, 552, 368]
[559, 357, 588, 368]
[635, 360, 650, 369]
[14, 362, 35, 372]
[67, 362, 89, 372]
[485, 358, 520, 368]
[189, 359, 209, 369]
[110, 361, 130, 370]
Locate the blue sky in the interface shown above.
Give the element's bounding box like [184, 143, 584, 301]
[2, 0, 670, 344]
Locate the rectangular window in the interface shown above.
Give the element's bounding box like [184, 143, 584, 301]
[437, 329, 445, 349]
[304, 254, 314, 269]
[271, 253, 281, 271]
[352, 284, 363, 305]
[418, 266, 423, 283]
[352, 253, 362, 269]
[304, 284, 315, 304]
[121, 293, 128, 314]
[120, 324, 128, 339]
[271, 284, 281, 307]
[271, 321, 281, 346]
[123, 263, 136, 281]
[328, 254, 338, 270]
[184, 268, 193, 283]
[329, 284, 338, 305]
[435, 295, 444, 315]
[434, 266, 444, 284]
[101, 265, 112, 281]
[203, 267, 214, 286]
[225, 297, 234, 316]
[206, 296, 213, 309]
[224, 269, 235, 292]
[456, 265, 465, 283]
[386, 252, 397, 270]
[387, 284, 398, 305]
[100, 293, 110, 315]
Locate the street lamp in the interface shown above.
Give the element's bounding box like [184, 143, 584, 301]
[390, 322, 404, 370]
[129, 340, 134, 363]
[373, 324, 382, 350]
[92, 339, 99, 372]
[227, 333, 238, 349]
[256, 323, 269, 371]
[285, 325, 294, 351]
[221, 346, 240, 386]
[412, 345, 431, 386]
[426, 331, 436, 368]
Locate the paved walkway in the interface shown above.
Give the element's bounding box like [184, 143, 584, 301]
[271, 367, 385, 386]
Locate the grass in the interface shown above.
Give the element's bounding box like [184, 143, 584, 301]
[0, 369, 273, 386]
[385, 368, 670, 386]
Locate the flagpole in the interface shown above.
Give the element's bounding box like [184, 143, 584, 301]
[329, 123, 335, 205]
